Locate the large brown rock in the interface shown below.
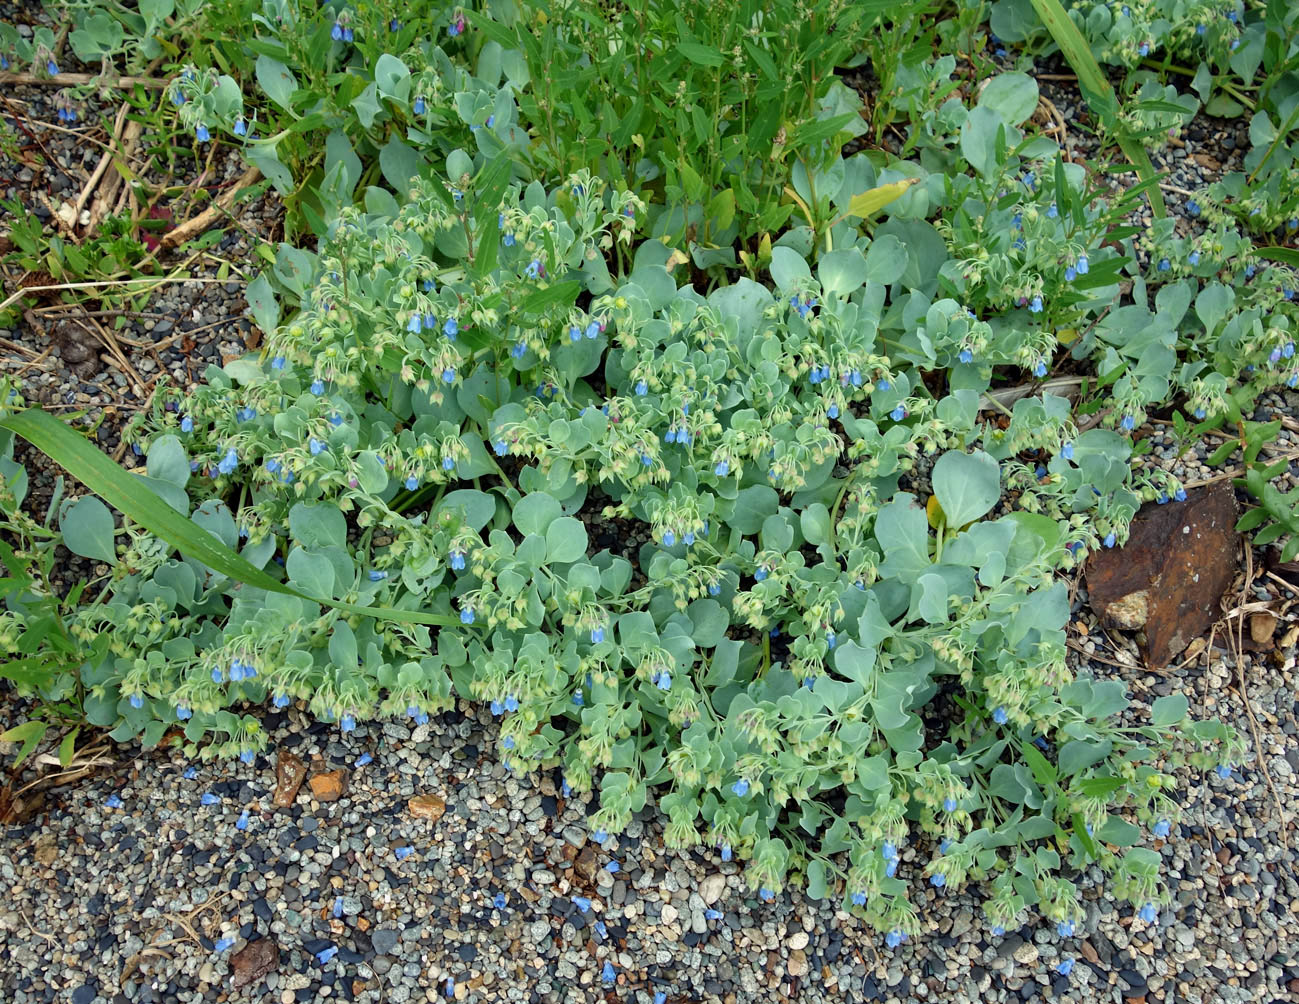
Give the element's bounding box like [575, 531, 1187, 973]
[272, 751, 307, 808]
[309, 769, 347, 803]
[231, 938, 278, 988]
[1086, 482, 1238, 667]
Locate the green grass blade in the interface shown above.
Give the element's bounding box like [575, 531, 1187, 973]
[1026, 0, 1166, 218]
[1255, 246, 1299, 268]
[0, 409, 456, 628]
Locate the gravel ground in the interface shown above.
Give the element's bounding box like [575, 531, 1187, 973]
[2, 18, 1298, 1004]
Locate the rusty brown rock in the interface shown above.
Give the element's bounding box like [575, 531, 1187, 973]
[1250, 611, 1277, 644]
[1087, 482, 1238, 667]
[272, 751, 307, 808]
[408, 793, 446, 822]
[573, 842, 598, 883]
[231, 938, 278, 989]
[309, 769, 347, 803]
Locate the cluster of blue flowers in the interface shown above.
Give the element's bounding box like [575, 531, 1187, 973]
[330, 19, 354, 42]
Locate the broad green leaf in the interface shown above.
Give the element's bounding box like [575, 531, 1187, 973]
[60, 496, 117, 564]
[817, 248, 868, 299]
[932, 450, 1000, 527]
[978, 71, 1039, 125]
[255, 53, 298, 110]
[545, 516, 587, 563]
[513, 492, 562, 536]
[1150, 693, 1189, 726]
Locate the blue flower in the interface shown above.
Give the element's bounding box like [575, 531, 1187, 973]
[1077, 255, 1089, 275]
[713, 459, 730, 477]
[240, 750, 254, 764]
[993, 706, 1008, 725]
[414, 96, 426, 114]
[395, 846, 414, 860]
[128, 693, 144, 709]
[340, 714, 355, 733]
[721, 844, 732, 862]
[310, 379, 325, 395]
[708, 582, 721, 596]
[1104, 532, 1117, 548]
[1033, 360, 1047, 377]
[1138, 902, 1158, 924]
[525, 259, 542, 279]
[585, 322, 601, 339]
[572, 895, 592, 913]
[1120, 414, 1136, 432]
[273, 693, 290, 709]
[460, 606, 476, 625]
[891, 404, 906, 421]
[450, 551, 466, 570]
[662, 530, 676, 547]
[505, 695, 518, 712]
[958, 348, 973, 363]
[602, 961, 616, 984]
[1158, 258, 1171, 272]
[877, 379, 890, 391]
[828, 403, 840, 419]
[343, 27, 353, 42]
[885, 929, 905, 949]
[1029, 295, 1043, 313]
[753, 566, 767, 581]
[332, 896, 344, 919]
[1047, 204, 1058, 219]
[211, 667, 224, 683]
[105, 793, 124, 809]
[656, 671, 671, 691]
[356, 753, 372, 767]
[176, 704, 191, 720]
[1056, 919, 1075, 938]
[732, 778, 749, 797]
[442, 368, 456, 385]
[943, 797, 957, 812]
[759, 888, 775, 902]
[218, 447, 238, 475]
[1245, 264, 1255, 279]
[180, 415, 193, 432]
[991, 924, 1005, 936]
[201, 793, 220, 806]
[309, 437, 325, 456]
[315, 946, 338, 965]
[1065, 266, 1076, 282]
[1215, 765, 1232, 779]
[591, 626, 605, 644]
[1061, 441, 1074, 460]
[683, 531, 696, 546]
[494, 892, 507, 909]
[390, 18, 400, 31]
[236, 809, 250, 830]
[1057, 958, 1075, 976]
[882, 841, 898, 861]
[195, 124, 210, 142]
[1188, 251, 1200, 266]
[183, 766, 199, 780]
[215, 937, 235, 952]
[931, 872, 946, 888]
[331, 21, 343, 41]
[1174, 488, 1186, 502]
[407, 314, 422, 334]
[1138, 42, 1149, 56]
[826, 630, 836, 649]
[233, 117, 247, 137]
[654, 993, 667, 1004]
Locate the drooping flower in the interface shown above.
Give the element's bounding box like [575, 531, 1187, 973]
[195, 123, 210, 142]
[732, 778, 749, 797]
[993, 706, 1008, 725]
[1057, 958, 1075, 976]
[1138, 902, 1157, 924]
